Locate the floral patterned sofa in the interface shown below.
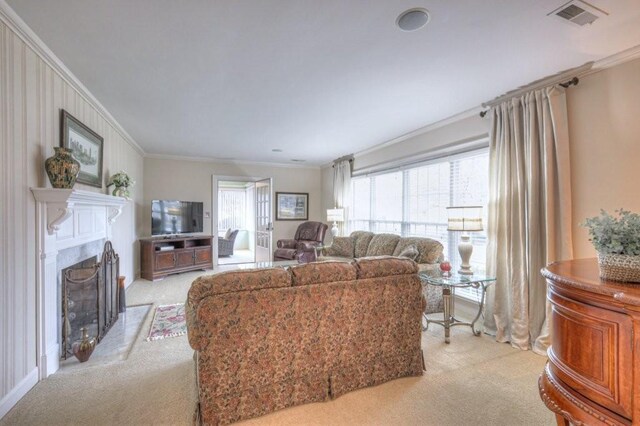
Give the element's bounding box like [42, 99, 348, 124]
[186, 257, 425, 425]
[323, 231, 444, 313]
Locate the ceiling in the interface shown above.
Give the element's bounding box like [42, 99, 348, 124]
[7, 0, 640, 166]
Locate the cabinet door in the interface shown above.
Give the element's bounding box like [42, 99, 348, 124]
[548, 289, 633, 419]
[155, 252, 176, 271]
[176, 250, 195, 268]
[194, 247, 212, 265]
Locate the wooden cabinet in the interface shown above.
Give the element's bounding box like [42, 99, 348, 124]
[539, 259, 640, 426]
[140, 236, 213, 280]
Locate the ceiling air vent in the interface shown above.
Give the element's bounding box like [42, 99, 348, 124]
[549, 1, 608, 26]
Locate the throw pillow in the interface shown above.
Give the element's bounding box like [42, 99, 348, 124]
[224, 228, 232, 240]
[324, 237, 355, 258]
[398, 244, 419, 261]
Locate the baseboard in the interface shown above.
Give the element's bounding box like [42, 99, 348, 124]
[0, 368, 38, 420]
[43, 344, 60, 378]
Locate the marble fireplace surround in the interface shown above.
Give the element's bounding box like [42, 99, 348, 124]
[31, 188, 127, 379]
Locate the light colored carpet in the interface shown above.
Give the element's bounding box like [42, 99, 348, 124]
[1, 268, 555, 426]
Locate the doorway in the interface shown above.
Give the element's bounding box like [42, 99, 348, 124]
[212, 176, 273, 267]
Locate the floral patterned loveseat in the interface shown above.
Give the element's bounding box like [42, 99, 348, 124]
[186, 257, 425, 425]
[323, 231, 444, 313]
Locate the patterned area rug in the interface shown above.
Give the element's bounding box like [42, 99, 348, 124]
[146, 303, 186, 341]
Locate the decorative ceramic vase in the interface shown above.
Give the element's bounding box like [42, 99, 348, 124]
[45, 147, 80, 189]
[72, 327, 96, 363]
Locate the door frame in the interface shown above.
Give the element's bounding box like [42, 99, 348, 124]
[212, 175, 272, 267]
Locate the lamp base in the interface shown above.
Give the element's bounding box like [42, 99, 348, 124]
[458, 234, 474, 275]
[331, 222, 339, 238]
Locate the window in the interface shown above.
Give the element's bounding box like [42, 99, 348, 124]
[350, 148, 489, 301]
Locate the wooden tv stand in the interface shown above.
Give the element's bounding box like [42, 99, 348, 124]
[539, 258, 640, 426]
[140, 236, 213, 280]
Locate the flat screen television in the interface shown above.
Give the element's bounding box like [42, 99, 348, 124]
[151, 200, 204, 236]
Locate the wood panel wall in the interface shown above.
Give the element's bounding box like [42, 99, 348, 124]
[0, 17, 144, 416]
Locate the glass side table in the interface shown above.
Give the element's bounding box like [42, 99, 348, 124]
[419, 270, 496, 343]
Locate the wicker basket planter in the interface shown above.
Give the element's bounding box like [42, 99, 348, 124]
[597, 253, 640, 283]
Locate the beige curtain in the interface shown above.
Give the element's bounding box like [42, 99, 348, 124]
[333, 159, 352, 236]
[484, 86, 573, 355]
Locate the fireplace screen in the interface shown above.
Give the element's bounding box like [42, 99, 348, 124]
[61, 241, 120, 359]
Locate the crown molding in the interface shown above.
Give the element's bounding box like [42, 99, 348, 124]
[336, 43, 640, 169]
[0, 0, 145, 157]
[144, 153, 321, 170]
[351, 106, 484, 162]
[590, 43, 640, 72]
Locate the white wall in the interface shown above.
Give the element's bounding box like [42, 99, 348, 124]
[144, 157, 323, 250]
[0, 16, 144, 417]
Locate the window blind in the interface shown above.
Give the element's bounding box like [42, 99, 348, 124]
[218, 189, 247, 233]
[349, 147, 489, 302]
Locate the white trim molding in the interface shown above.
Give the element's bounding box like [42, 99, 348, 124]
[30, 189, 127, 379]
[591, 43, 640, 72]
[351, 106, 484, 162]
[0, 0, 145, 157]
[353, 136, 489, 177]
[344, 43, 640, 170]
[144, 153, 322, 169]
[0, 368, 38, 419]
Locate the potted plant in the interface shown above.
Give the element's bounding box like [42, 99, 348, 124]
[107, 170, 134, 199]
[583, 209, 640, 282]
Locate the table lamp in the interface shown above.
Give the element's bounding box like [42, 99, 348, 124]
[327, 208, 344, 237]
[447, 206, 483, 275]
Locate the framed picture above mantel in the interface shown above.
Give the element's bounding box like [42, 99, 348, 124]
[275, 192, 309, 221]
[60, 110, 104, 188]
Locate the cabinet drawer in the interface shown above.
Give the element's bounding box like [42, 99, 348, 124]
[194, 247, 212, 264]
[154, 252, 176, 271]
[548, 289, 633, 418]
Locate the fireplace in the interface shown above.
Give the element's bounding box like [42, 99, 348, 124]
[32, 188, 127, 378]
[61, 241, 120, 359]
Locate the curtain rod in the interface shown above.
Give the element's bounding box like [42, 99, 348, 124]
[331, 154, 354, 167]
[478, 62, 593, 117]
[479, 77, 580, 118]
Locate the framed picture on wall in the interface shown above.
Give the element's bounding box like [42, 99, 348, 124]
[275, 192, 309, 220]
[60, 109, 104, 187]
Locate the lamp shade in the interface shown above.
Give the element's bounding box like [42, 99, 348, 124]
[447, 206, 483, 231]
[327, 208, 344, 222]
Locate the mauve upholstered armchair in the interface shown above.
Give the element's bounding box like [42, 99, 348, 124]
[273, 221, 328, 262]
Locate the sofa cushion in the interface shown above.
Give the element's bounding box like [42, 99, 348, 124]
[398, 244, 419, 261]
[325, 236, 354, 258]
[366, 234, 401, 257]
[290, 261, 356, 287]
[393, 237, 444, 264]
[351, 231, 374, 258]
[354, 256, 418, 279]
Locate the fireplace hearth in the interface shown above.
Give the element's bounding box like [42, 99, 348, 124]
[61, 241, 120, 359]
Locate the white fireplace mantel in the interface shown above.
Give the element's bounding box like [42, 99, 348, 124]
[30, 188, 127, 378]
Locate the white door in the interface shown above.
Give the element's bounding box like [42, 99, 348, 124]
[255, 178, 273, 262]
